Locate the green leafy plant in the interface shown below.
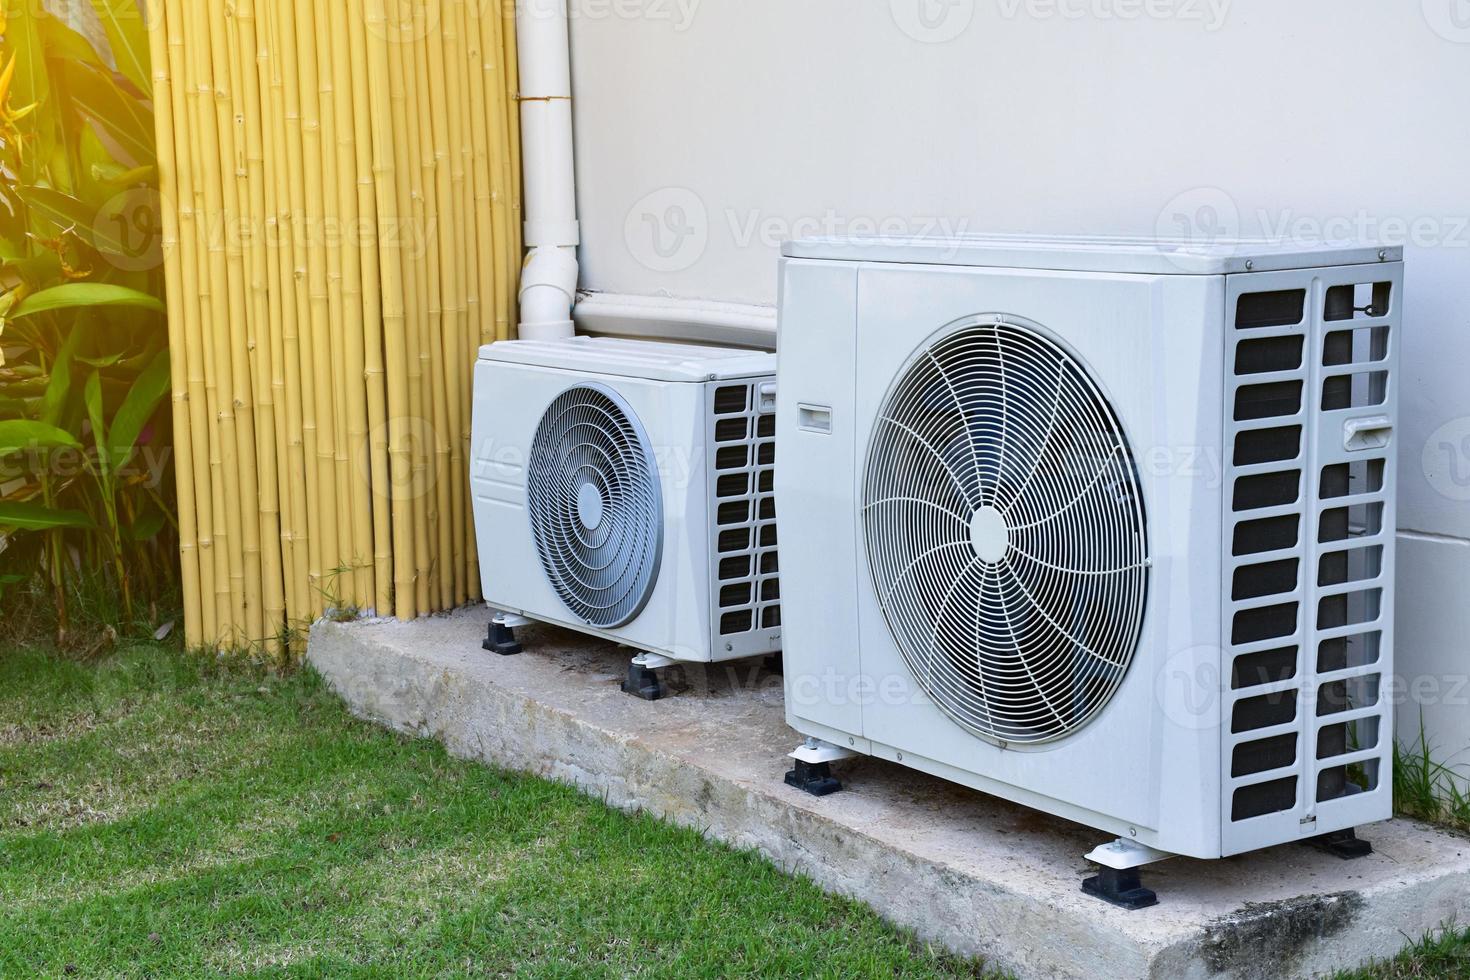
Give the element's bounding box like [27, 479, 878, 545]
[0, 0, 174, 645]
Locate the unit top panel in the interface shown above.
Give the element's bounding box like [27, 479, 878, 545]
[783, 234, 1402, 276]
[478, 336, 776, 382]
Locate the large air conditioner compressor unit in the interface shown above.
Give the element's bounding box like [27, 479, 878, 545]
[775, 236, 1401, 905]
[470, 337, 781, 699]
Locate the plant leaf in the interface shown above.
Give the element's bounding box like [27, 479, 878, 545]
[11, 281, 164, 318]
[107, 347, 167, 468]
[58, 59, 154, 168]
[4, 7, 54, 187]
[41, 326, 81, 426]
[0, 501, 95, 531]
[0, 51, 16, 110]
[89, 0, 150, 92]
[45, 0, 117, 71]
[21, 184, 128, 257]
[4, 5, 50, 123]
[84, 369, 106, 465]
[121, 504, 164, 540]
[0, 419, 83, 454]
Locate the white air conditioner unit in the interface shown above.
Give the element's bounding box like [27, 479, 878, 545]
[470, 336, 781, 699]
[776, 236, 1401, 905]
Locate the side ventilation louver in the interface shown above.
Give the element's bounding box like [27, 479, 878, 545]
[1222, 275, 1396, 852]
[709, 381, 780, 652]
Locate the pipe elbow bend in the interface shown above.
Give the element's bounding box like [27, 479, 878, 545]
[518, 245, 579, 341]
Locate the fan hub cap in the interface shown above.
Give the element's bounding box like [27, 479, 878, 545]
[968, 505, 1009, 563]
[576, 481, 606, 530]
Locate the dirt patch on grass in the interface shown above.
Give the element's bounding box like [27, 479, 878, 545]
[0, 714, 101, 748]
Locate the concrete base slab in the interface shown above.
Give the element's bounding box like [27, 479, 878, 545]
[307, 609, 1470, 980]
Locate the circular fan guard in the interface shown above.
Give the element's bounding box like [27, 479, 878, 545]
[527, 384, 663, 628]
[864, 319, 1148, 744]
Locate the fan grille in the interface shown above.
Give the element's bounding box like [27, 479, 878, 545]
[528, 384, 663, 628]
[864, 319, 1148, 744]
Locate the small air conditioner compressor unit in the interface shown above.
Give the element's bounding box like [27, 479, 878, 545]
[470, 336, 781, 699]
[775, 236, 1401, 906]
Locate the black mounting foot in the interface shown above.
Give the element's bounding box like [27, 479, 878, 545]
[1306, 827, 1373, 859]
[1082, 866, 1159, 911]
[784, 758, 843, 797]
[764, 652, 783, 675]
[621, 661, 664, 701]
[482, 621, 521, 656]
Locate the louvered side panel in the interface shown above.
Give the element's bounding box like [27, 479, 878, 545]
[705, 378, 782, 659]
[1221, 264, 1400, 856]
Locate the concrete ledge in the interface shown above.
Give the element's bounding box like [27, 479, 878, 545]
[308, 609, 1470, 979]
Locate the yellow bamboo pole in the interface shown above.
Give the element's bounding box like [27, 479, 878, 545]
[307, 0, 367, 610]
[322, 0, 375, 611]
[258, 0, 315, 638]
[420, 0, 457, 612]
[440, 0, 472, 605]
[278, 0, 339, 616]
[206, 0, 267, 648]
[495, 0, 523, 339]
[147, 3, 204, 649]
[462, 0, 497, 346]
[177, 0, 247, 646]
[345, 0, 394, 616]
[302, 0, 356, 611]
[228, 0, 286, 656]
[482, 0, 517, 346]
[171, 0, 229, 641]
[458, 0, 499, 602]
[400, 2, 435, 614]
[374, 0, 421, 619]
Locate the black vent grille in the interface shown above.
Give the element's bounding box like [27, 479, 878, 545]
[709, 380, 781, 653]
[1221, 271, 1397, 854]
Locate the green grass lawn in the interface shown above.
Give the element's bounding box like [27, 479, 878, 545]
[0, 642, 1465, 978]
[0, 642, 990, 977]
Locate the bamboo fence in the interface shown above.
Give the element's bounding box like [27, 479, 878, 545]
[148, 0, 522, 655]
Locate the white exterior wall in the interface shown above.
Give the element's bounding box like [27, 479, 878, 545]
[566, 0, 1470, 766]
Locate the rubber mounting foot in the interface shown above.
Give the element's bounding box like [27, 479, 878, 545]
[1082, 866, 1159, 911]
[482, 621, 521, 656]
[621, 662, 664, 701]
[784, 758, 843, 797]
[1306, 828, 1373, 860]
[764, 652, 783, 675]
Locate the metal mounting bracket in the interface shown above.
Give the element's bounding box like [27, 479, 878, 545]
[789, 738, 858, 765]
[1084, 838, 1173, 871]
[1081, 838, 1171, 911]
